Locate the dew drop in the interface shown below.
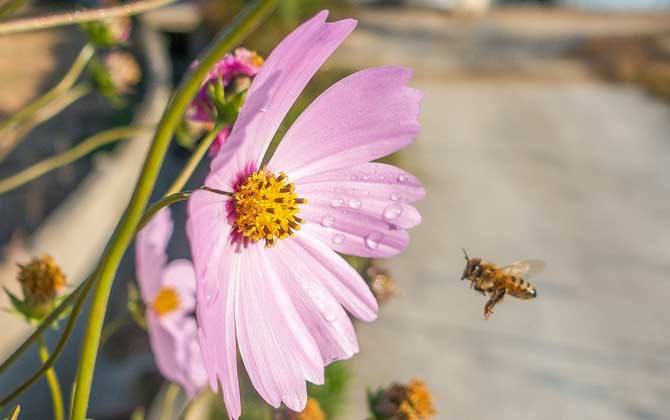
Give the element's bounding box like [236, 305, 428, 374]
[321, 215, 335, 227]
[390, 193, 400, 201]
[362, 175, 370, 181]
[332, 234, 345, 244]
[365, 232, 383, 250]
[331, 199, 344, 208]
[383, 204, 403, 221]
[350, 175, 358, 181]
[259, 107, 268, 113]
[397, 174, 407, 183]
[348, 199, 362, 209]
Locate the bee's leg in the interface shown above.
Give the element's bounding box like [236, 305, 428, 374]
[472, 282, 486, 296]
[484, 289, 506, 320]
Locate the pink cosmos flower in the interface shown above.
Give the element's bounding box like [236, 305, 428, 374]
[189, 48, 264, 124]
[135, 208, 207, 397]
[187, 10, 424, 418]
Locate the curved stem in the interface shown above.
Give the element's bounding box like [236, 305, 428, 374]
[0, 275, 93, 409]
[0, 126, 149, 195]
[0, 44, 94, 132]
[160, 383, 180, 420]
[0, 83, 92, 162]
[37, 337, 65, 420]
[165, 124, 223, 196]
[138, 191, 192, 230]
[69, 2, 278, 419]
[0, 279, 90, 375]
[0, 0, 178, 35]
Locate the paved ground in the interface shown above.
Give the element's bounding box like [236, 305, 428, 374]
[342, 73, 670, 420]
[338, 8, 670, 420]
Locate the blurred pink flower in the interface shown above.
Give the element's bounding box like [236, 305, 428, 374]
[189, 48, 264, 123]
[135, 209, 207, 398]
[187, 10, 424, 418]
[208, 126, 232, 158]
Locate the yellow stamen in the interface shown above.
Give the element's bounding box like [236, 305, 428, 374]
[233, 170, 305, 247]
[152, 287, 180, 316]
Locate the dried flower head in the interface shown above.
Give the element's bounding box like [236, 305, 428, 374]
[370, 379, 436, 420]
[12, 255, 67, 319]
[365, 261, 399, 304]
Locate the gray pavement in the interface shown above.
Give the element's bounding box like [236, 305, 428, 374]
[344, 80, 670, 419]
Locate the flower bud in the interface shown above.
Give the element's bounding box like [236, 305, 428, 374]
[365, 261, 399, 305]
[81, 17, 131, 48]
[9, 255, 67, 320]
[89, 51, 141, 102]
[369, 379, 436, 420]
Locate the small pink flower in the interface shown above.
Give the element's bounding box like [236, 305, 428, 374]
[187, 11, 424, 419]
[135, 209, 207, 398]
[189, 48, 264, 123]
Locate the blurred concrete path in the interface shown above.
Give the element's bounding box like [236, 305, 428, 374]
[341, 8, 670, 420]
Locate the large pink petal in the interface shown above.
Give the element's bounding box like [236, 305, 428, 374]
[296, 163, 424, 231]
[207, 11, 357, 191]
[268, 239, 359, 363]
[235, 243, 322, 412]
[299, 210, 410, 259]
[187, 190, 241, 418]
[269, 66, 422, 180]
[136, 208, 173, 303]
[292, 232, 378, 321]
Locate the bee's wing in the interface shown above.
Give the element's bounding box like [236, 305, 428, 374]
[501, 260, 546, 279]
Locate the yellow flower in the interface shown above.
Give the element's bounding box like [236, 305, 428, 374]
[16, 255, 67, 318]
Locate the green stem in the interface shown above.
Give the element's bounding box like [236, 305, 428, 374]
[0, 275, 94, 409]
[0, 279, 90, 375]
[0, 83, 92, 162]
[0, 44, 94, 132]
[138, 191, 192, 230]
[160, 383, 180, 420]
[0, 126, 149, 195]
[99, 314, 131, 346]
[165, 125, 223, 196]
[69, 2, 278, 419]
[37, 337, 65, 420]
[0, 0, 178, 35]
[7, 404, 20, 420]
[0, 0, 27, 19]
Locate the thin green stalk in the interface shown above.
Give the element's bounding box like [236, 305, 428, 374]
[165, 125, 223, 196]
[37, 337, 65, 420]
[0, 44, 94, 132]
[138, 191, 192, 230]
[0, 83, 92, 162]
[7, 404, 20, 420]
[69, 2, 278, 419]
[160, 383, 179, 420]
[100, 314, 131, 346]
[0, 126, 149, 195]
[0, 0, 178, 35]
[0, 275, 94, 409]
[0, 279, 90, 375]
[0, 0, 26, 19]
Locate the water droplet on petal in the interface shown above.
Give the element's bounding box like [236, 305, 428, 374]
[390, 193, 400, 201]
[348, 199, 361, 209]
[332, 234, 345, 244]
[362, 175, 370, 181]
[365, 232, 383, 249]
[259, 107, 268, 113]
[331, 199, 344, 208]
[397, 174, 407, 183]
[321, 215, 335, 227]
[383, 204, 403, 221]
[350, 175, 358, 181]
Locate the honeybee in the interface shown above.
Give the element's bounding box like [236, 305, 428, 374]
[461, 249, 544, 320]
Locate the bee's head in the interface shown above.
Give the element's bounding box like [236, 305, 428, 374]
[461, 249, 482, 280]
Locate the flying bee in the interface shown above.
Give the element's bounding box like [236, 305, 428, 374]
[461, 249, 544, 320]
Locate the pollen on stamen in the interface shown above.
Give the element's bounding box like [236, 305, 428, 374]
[233, 170, 306, 247]
[152, 287, 180, 316]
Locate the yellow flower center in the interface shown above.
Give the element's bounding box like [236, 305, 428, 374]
[233, 170, 305, 247]
[152, 287, 180, 316]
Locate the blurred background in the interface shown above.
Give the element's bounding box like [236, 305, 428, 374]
[1, 0, 670, 419]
